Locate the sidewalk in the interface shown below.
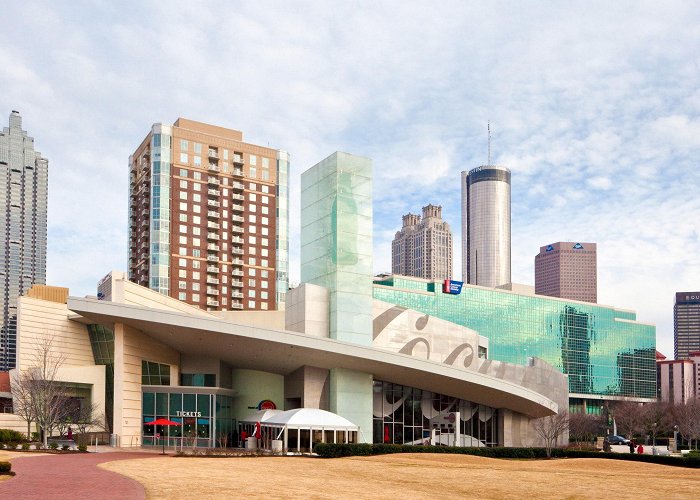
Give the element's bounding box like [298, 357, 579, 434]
[0, 451, 157, 499]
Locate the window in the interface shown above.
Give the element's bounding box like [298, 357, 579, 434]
[179, 214, 188, 222]
[250, 204, 257, 213]
[248, 268, 256, 276]
[261, 280, 268, 289]
[261, 270, 268, 278]
[192, 283, 200, 291]
[249, 215, 257, 223]
[193, 271, 200, 280]
[180, 180, 188, 188]
[194, 156, 201, 166]
[193, 216, 201, 224]
[261, 302, 268, 310]
[250, 225, 257, 233]
[179, 258, 187, 267]
[248, 279, 256, 287]
[181, 373, 216, 387]
[248, 290, 256, 298]
[178, 292, 187, 301]
[261, 291, 268, 300]
[261, 238, 269, 246]
[192, 261, 201, 269]
[192, 294, 200, 301]
[179, 269, 186, 278]
[179, 191, 187, 200]
[249, 193, 257, 202]
[193, 204, 201, 213]
[193, 193, 201, 202]
[248, 301, 256, 308]
[193, 171, 202, 180]
[262, 217, 269, 225]
[179, 281, 187, 289]
[193, 182, 201, 191]
[179, 168, 188, 177]
[248, 236, 257, 244]
[262, 185, 269, 194]
[250, 247, 257, 255]
[179, 247, 187, 256]
[142, 360, 170, 386]
[180, 225, 188, 233]
[262, 227, 269, 236]
[194, 143, 202, 153]
[179, 236, 187, 244]
[193, 238, 201, 246]
[261, 168, 269, 181]
[262, 206, 269, 215]
[261, 249, 268, 257]
[250, 154, 257, 165]
[249, 166, 256, 178]
[262, 157, 269, 168]
[223, 149, 229, 160]
[193, 227, 200, 235]
[262, 195, 269, 204]
[248, 257, 256, 265]
[261, 259, 269, 267]
[249, 183, 257, 190]
[181, 140, 188, 151]
[179, 202, 187, 211]
[193, 249, 201, 257]
[180, 153, 188, 163]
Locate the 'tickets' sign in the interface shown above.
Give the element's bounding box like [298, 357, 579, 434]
[443, 280, 464, 295]
[176, 411, 202, 417]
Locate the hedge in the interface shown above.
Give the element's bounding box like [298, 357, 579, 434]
[313, 443, 700, 468]
[0, 462, 11, 474]
[0, 429, 25, 443]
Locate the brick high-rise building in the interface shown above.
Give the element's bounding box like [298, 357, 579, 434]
[534, 242, 597, 303]
[674, 292, 700, 360]
[392, 204, 452, 280]
[0, 111, 48, 369]
[128, 118, 289, 312]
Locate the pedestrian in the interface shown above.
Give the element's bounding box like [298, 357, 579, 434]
[629, 441, 635, 454]
[637, 443, 644, 454]
[603, 437, 611, 452]
[67, 427, 73, 441]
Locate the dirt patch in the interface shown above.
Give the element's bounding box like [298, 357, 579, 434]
[101, 453, 700, 499]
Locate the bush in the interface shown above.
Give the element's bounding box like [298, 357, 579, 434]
[313, 444, 700, 468]
[21, 442, 30, 450]
[49, 442, 58, 450]
[78, 445, 87, 452]
[0, 429, 25, 443]
[61, 444, 70, 451]
[4, 442, 17, 450]
[0, 462, 11, 474]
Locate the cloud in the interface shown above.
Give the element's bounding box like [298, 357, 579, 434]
[2, 0, 700, 358]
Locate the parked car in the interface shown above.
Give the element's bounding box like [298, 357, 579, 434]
[607, 435, 630, 445]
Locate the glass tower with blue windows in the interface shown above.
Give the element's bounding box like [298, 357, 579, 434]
[373, 276, 656, 414]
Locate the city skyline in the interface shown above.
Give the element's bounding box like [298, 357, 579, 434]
[2, 2, 700, 357]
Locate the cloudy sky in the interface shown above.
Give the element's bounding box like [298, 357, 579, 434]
[2, 1, 699, 357]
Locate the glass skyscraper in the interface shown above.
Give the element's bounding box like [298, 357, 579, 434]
[374, 276, 656, 413]
[0, 111, 48, 370]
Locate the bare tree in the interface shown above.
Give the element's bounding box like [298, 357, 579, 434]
[674, 398, 700, 450]
[73, 402, 105, 446]
[640, 401, 673, 447]
[612, 401, 643, 438]
[533, 411, 569, 457]
[568, 412, 604, 448]
[10, 370, 36, 440]
[25, 336, 67, 448]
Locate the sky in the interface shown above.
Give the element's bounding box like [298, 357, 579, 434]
[1, 1, 699, 358]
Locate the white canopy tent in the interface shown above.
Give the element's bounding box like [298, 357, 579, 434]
[260, 408, 359, 453]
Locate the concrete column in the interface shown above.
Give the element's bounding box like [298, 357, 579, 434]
[330, 368, 373, 443]
[112, 323, 125, 444]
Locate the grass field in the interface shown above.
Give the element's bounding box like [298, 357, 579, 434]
[100, 453, 700, 499]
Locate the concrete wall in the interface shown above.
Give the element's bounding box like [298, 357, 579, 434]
[112, 323, 180, 446]
[285, 283, 329, 337]
[230, 369, 284, 422]
[284, 366, 329, 410]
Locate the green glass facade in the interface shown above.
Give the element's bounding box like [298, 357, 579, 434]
[373, 277, 656, 401]
[87, 324, 114, 431]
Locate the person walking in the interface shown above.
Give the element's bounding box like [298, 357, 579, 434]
[603, 437, 611, 452]
[629, 440, 636, 454]
[637, 443, 644, 454]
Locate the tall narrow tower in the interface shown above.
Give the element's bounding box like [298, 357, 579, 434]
[0, 111, 48, 369]
[461, 165, 511, 287]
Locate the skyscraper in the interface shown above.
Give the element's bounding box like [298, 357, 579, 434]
[674, 292, 700, 359]
[128, 118, 289, 312]
[461, 166, 511, 287]
[392, 204, 453, 280]
[535, 242, 597, 303]
[0, 111, 48, 369]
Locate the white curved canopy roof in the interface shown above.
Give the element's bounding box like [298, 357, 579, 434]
[240, 409, 283, 424]
[263, 408, 358, 429]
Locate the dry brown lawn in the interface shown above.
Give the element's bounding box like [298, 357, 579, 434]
[100, 453, 700, 499]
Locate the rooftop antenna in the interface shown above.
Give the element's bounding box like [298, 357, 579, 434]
[487, 121, 491, 165]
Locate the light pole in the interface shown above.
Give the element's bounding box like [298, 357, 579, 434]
[652, 422, 657, 455]
[673, 424, 679, 453]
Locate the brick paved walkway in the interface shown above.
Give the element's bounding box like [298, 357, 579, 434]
[0, 452, 157, 499]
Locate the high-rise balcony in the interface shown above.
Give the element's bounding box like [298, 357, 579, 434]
[206, 288, 219, 296]
[207, 221, 220, 230]
[207, 266, 219, 274]
[207, 232, 220, 241]
[231, 193, 244, 201]
[232, 181, 244, 190]
[231, 203, 244, 212]
[207, 243, 220, 252]
[233, 155, 243, 164]
[207, 254, 219, 262]
[231, 236, 244, 244]
[232, 291, 244, 299]
[207, 177, 220, 185]
[232, 269, 244, 277]
[231, 247, 243, 255]
[141, 209, 149, 216]
[231, 280, 243, 287]
[208, 150, 218, 159]
[207, 210, 220, 219]
[231, 258, 244, 265]
[208, 164, 220, 172]
[231, 302, 243, 310]
[207, 199, 220, 208]
[206, 299, 219, 307]
[231, 226, 243, 234]
[206, 276, 219, 285]
[207, 188, 220, 197]
[231, 215, 244, 223]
